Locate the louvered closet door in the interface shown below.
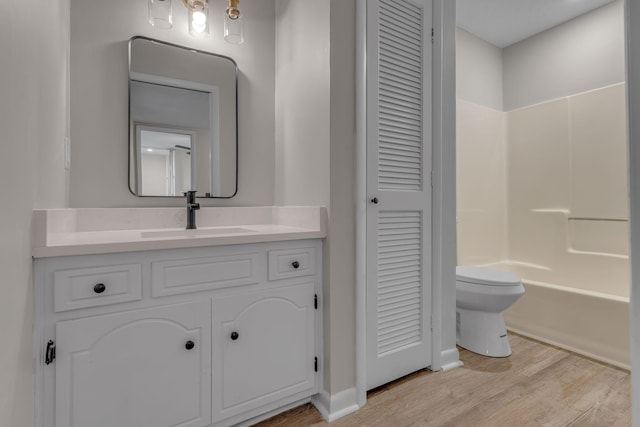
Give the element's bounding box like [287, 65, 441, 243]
[366, 0, 433, 390]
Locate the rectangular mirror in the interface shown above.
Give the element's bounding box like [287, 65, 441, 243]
[129, 36, 238, 198]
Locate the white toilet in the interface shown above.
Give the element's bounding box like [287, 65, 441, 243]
[456, 266, 525, 357]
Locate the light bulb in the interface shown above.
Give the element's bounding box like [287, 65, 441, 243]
[192, 10, 207, 33]
[192, 11, 206, 26]
[188, 4, 209, 37]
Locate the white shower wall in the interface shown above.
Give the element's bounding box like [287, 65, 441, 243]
[456, 99, 507, 265]
[506, 83, 628, 296]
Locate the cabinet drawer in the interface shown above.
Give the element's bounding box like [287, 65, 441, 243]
[152, 253, 260, 297]
[268, 247, 316, 281]
[53, 264, 142, 312]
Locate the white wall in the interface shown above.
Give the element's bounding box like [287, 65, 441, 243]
[503, 0, 625, 111]
[69, 0, 276, 207]
[0, 1, 69, 426]
[274, 0, 357, 395]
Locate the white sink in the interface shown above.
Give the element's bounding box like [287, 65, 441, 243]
[141, 227, 255, 239]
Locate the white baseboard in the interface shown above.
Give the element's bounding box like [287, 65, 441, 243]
[440, 347, 463, 371]
[312, 387, 360, 423]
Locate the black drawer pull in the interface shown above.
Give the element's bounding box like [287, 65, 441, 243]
[291, 261, 300, 269]
[93, 283, 106, 294]
[185, 340, 195, 350]
[230, 331, 239, 341]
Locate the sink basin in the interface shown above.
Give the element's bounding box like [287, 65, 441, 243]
[141, 227, 255, 239]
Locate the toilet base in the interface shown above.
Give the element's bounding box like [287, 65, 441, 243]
[456, 308, 512, 357]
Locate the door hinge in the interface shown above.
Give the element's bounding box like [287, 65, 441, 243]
[430, 170, 434, 189]
[431, 28, 435, 44]
[314, 357, 318, 372]
[45, 340, 56, 365]
[314, 294, 318, 310]
[430, 315, 433, 332]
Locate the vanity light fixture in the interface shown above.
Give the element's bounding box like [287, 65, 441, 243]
[147, 0, 244, 44]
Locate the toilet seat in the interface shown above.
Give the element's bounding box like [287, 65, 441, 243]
[456, 266, 521, 287]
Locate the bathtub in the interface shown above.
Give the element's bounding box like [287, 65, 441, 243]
[486, 259, 630, 370]
[468, 209, 631, 369]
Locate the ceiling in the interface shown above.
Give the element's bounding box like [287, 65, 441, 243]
[456, 0, 616, 48]
[141, 130, 192, 152]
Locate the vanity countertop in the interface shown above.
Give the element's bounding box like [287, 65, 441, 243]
[32, 206, 326, 258]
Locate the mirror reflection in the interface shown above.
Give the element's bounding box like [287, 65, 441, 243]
[128, 36, 238, 198]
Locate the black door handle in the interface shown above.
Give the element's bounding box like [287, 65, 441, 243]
[371, 197, 378, 204]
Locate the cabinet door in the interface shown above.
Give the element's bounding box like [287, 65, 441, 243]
[212, 282, 316, 423]
[55, 301, 211, 427]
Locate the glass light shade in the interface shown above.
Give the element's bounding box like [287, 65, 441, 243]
[188, 3, 210, 37]
[224, 12, 244, 45]
[148, 0, 173, 29]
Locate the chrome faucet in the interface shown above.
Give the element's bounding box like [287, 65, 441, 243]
[184, 191, 200, 229]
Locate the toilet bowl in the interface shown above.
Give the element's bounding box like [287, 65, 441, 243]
[456, 266, 525, 357]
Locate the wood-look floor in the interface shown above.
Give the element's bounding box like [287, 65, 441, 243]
[255, 334, 631, 426]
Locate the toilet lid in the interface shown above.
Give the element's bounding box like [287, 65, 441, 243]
[456, 266, 521, 286]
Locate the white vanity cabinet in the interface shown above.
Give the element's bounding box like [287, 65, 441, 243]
[34, 239, 322, 427]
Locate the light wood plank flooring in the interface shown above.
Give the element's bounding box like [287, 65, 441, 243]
[255, 334, 630, 426]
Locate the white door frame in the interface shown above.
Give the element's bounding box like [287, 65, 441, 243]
[625, 0, 639, 425]
[355, 0, 458, 406]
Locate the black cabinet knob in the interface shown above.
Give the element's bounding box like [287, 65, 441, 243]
[185, 340, 195, 350]
[230, 331, 239, 341]
[291, 261, 300, 269]
[371, 197, 378, 204]
[93, 283, 106, 294]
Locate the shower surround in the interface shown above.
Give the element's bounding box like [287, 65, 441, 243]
[457, 83, 629, 368]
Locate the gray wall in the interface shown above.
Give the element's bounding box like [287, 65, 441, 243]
[274, 0, 356, 394]
[503, 0, 625, 111]
[456, 28, 504, 110]
[0, 1, 69, 425]
[458, 0, 625, 112]
[274, 0, 331, 207]
[70, 0, 276, 207]
[327, 0, 357, 395]
[71, 0, 357, 397]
